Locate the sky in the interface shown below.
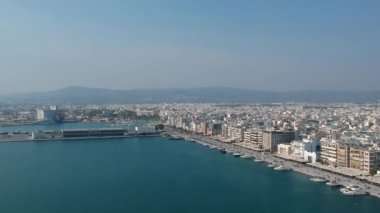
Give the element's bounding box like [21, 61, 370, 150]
[0, 0, 379, 93]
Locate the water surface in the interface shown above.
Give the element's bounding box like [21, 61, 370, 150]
[0, 137, 379, 212]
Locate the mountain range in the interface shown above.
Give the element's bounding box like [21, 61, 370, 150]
[0, 87, 379, 104]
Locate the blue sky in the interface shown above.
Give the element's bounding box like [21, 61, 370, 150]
[0, 0, 379, 93]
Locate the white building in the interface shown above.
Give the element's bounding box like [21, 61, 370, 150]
[291, 139, 319, 156]
[291, 139, 320, 163]
[36, 106, 59, 121]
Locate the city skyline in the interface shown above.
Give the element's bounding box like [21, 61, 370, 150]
[1, 0, 379, 93]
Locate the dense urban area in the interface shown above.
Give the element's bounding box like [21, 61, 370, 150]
[1, 103, 380, 196]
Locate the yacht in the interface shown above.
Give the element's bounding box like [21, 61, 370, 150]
[209, 145, 218, 149]
[274, 165, 291, 171]
[168, 135, 184, 140]
[340, 185, 367, 196]
[254, 159, 264, 162]
[240, 154, 254, 159]
[310, 177, 326, 182]
[219, 148, 227, 154]
[226, 149, 234, 154]
[267, 164, 276, 168]
[326, 181, 342, 187]
[233, 153, 241, 157]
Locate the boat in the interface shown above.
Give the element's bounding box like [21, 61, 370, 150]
[326, 181, 342, 187]
[240, 154, 254, 159]
[254, 159, 264, 162]
[233, 153, 241, 157]
[267, 164, 276, 168]
[209, 145, 218, 149]
[340, 185, 367, 196]
[274, 165, 291, 171]
[310, 177, 326, 182]
[226, 149, 234, 154]
[219, 148, 227, 154]
[168, 136, 184, 140]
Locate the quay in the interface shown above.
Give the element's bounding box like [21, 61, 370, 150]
[0, 128, 165, 142]
[166, 127, 380, 199]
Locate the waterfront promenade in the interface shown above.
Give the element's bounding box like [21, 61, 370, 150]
[166, 128, 380, 198]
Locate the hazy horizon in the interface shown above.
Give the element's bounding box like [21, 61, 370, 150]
[1, 0, 379, 93]
[2, 85, 380, 96]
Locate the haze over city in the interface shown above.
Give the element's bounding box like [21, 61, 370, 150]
[1, 0, 379, 94]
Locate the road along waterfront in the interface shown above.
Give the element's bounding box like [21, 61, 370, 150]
[165, 127, 380, 199]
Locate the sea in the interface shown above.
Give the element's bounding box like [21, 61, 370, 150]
[0, 123, 379, 213]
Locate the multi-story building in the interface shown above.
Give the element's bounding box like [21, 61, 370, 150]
[262, 130, 295, 152]
[290, 139, 320, 163]
[320, 140, 338, 166]
[349, 147, 380, 174]
[36, 106, 60, 122]
[278, 144, 292, 155]
[337, 143, 350, 167]
[243, 129, 263, 150]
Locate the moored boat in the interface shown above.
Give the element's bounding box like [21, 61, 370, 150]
[326, 181, 342, 187]
[240, 154, 254, 159]
[310, 177, 326, 182]
[169, 136, 184, 140]
[340, 185, 367, 196]
[274, 165, 291, 171]
[219, 148, 227, 154]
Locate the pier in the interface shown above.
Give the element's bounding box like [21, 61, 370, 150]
[0, 128, 165, 142]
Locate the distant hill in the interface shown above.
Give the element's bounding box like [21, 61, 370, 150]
[0, 86, 379, 104]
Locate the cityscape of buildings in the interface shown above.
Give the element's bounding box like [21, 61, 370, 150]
[1, 102, 380, 177]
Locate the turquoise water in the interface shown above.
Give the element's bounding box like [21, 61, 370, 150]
[0, 137, 380, 212]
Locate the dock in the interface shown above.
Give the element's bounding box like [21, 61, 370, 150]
[0, 128, 165, 142]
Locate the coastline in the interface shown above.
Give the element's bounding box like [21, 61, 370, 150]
[166, 127, 380, 199]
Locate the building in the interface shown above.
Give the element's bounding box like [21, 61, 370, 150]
[211, 123, 222, 135]
[337, 143, 350, 167]
[262, 130, 295, 152]
[320, 140, 338, 166]
[349, 147, 380, 174]
[243, 130, 263, 150]
[291, 139, 319, 156]
[62, 128, 127, 138]
[36, 106, 61, 122]
[290, 139, 320, 163]
[278, 144, 292, 155]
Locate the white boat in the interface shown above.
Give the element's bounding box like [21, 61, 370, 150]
[274, 165, 291, 171]
[209, 145, 218, 149]
[326, 181, 341, 187]
[267, 164, 276, 168]
[226, 149, 234, 154]
[340, 185, 366, 196]
[240, 154, 254, 159]
[233, 153, 241, 157]
[254, 159, 264, 162]
[310, 177, 326, 182]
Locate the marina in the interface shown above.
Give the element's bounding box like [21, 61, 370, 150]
[166, 127, 380, 199]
